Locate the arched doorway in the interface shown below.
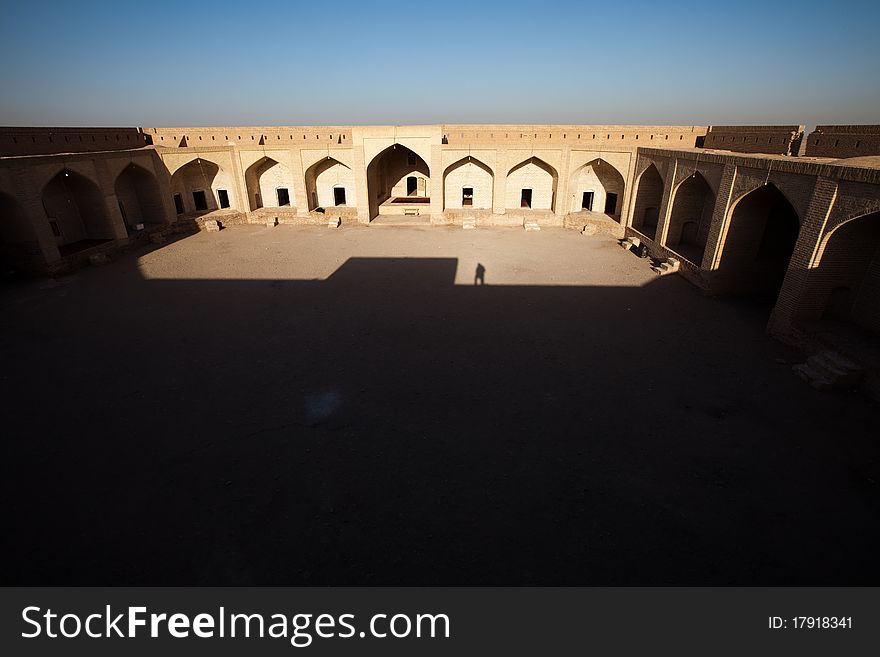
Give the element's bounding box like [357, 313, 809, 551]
[0, 192, 40, 276]
[245, 157, 294, 211]
[665, 172, 715, 264]
[367, 145, 430, 220]
[443, 156, 493, 210]
[114, 164, 165, 234]
[305, 157, 355, 210]
[812, 211, 880, 332]
[568, 159, 624, 219]
[170, 158, 227, 214]
[41, 169, 115, 255]
[716, 183, 800, 304]
[506, 157, 557, 211]
[631, 163, 663, 240]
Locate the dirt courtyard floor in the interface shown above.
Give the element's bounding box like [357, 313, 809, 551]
[2, 225, 878, 585]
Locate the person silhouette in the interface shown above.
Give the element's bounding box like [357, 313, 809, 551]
[474, 263, 485, 285]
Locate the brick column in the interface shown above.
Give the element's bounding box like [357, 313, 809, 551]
[429, 144, 443, 221]
[92, 158, 128, 240]
[555, 146, 571, 221]
[229, 147, 250, 214]
[290, 149, 308, 215]
[653, 158, 678, 245]
[9, 167, 61, 266]
[767, 176, 838, 337]
[700, 163, 737, 271]
[353, 144, 370, 224]
[145, 152, 177, 225]
[493, 149, 506, 216]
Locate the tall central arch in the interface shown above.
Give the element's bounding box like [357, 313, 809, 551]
[367, 145, 430, 220]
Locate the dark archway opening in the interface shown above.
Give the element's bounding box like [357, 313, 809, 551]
[716, 184, 800, 306]
[42, 170, 115, 256]
[813, 212, 880, 333]
[632, 164, 663, 240]
[666, 173, 715, 264]
[114, 164, 165, 235]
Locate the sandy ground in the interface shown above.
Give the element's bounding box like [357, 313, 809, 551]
[2, 225, 878, 585]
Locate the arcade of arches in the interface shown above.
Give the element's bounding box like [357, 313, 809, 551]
[0, 124, 878, 357]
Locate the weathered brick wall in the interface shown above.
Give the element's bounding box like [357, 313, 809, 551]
[147, 127, 352, 149]
[441, 125, 707, 148]
[0, 127, 150, 156]
[703, 125, 804, 155]
[804, 125, 880, 158]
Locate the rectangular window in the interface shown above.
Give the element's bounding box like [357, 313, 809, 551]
[407, 153, 416, 166]
[277, 188, 290, 206]
[193, 190, 208, 211]
[334, 187, 347, 206]
[173, 193, 184, 215]
[604, 192, 618, 214]
[581, 191, 594, 211]
[462, 187, 474, 206]
[217, 189, 230, 209]
[521, 189, 532, 208]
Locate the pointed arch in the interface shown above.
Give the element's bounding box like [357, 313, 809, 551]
[716, 182, 800, 304]
[664, 171, 715, 264]
[443, 156, 494, 210]
[631, 163, 663, 239]
[245, 156, 295, 211]
[506, 157, 557, 211]
[568, 158, 625, 218]
[305, 157, 355, 210]
[41, 169, 115, 253]
[170, 157, 231, 214]
[366, 144, 430, 219]
[807, 210, 880, 331]
[114, 163, 166, 234]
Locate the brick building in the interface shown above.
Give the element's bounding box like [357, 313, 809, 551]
[1, 123, 878, 366]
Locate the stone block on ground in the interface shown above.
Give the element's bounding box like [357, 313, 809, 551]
[462, 217, 476, 230]
[88, 253, 110, 266]
[204, 220, 220, 232]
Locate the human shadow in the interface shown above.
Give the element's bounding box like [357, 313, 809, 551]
[475, 263, 485, 285]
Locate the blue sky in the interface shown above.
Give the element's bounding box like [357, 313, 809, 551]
[0, 0, 878, 127]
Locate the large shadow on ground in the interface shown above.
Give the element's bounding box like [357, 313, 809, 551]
[2, 248, 879, 585]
